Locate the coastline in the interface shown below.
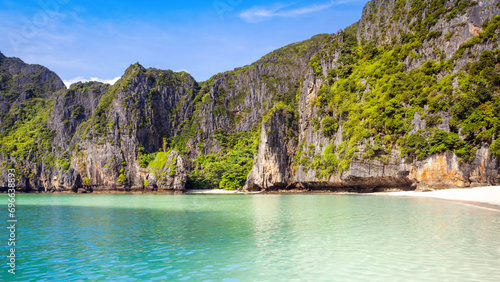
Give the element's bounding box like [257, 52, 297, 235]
[5, 186, 500, 210]
[374, 186, 500, 211]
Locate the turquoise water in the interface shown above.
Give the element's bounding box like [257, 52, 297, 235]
[1, 194, 499, 281]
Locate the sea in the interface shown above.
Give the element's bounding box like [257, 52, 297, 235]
[1, 193, 499, 281]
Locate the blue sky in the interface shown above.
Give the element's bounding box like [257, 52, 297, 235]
[0, 0, 368, 87]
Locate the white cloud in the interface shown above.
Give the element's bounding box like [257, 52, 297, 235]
[239, 1, 356, 23]
[63, 76, 121, 88]
[173, 69, 191, 73]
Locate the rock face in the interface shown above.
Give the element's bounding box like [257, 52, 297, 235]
[0, 55, 65, 117]
[243, 0, 500, 192]
[245, 106, 298, 191]
[57, 168, 82, 192]
[1, 0, 500, 193]
[0, 53, 67, 192]
[357, 0, 500, 70]
[145, 151, 186, 191]
[69, 65, 196, 191]
[409, 145, 500, 189]
[49, 81, 109, 150]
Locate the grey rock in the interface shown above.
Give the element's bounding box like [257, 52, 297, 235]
[410, 112, 426, 134]
[57, 168, 82, 192]
[245, 107, 298, 190]
[145, 150, 186, 191]
[69, 65, 196, 191]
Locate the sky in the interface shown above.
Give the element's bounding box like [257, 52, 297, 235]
[0, 0, 369, 87]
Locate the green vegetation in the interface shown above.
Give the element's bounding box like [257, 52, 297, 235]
[169, 156, 177, 177]
[313, 144, 339, 178]
[0, 98, 55, 162]
[137, 144, 157, 168]
[312, 16, 500, 174]
[321, 116, 338, 137]
[309, 53, 323, 75]
[147, 151, 178, 180]
[144, 68, 191, 87]
[71, 106, 84, 119]
[263, 101, 295, 123]
[149, 151, 170, 172]
[390, 0, 477, 43]
[398, 129, 474, 162]
[257, 34, 333, 66]
[118, 173, 127, 183]
[491, 139, 500, 158]
[187, 130, 259, 190]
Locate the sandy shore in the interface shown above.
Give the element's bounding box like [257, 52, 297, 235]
[185, 189, 240, 194]
[375, 186, 500, 209]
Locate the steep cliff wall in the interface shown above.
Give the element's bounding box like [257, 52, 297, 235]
[68, 65, 197, 191]
[357, 0, 500, 71]
[0, 53, 66, 191]
[244, 0, 500, 191]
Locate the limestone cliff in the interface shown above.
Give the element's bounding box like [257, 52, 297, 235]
[244, 0, 500, 191]
[68, 65, 196, 191]
[0, 53, 66, 191]
[245, 103, 298, 191]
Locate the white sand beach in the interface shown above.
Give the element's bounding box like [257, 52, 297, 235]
[376, 186, 500, 208]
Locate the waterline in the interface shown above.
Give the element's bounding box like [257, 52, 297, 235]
[1, 194, 499, 281]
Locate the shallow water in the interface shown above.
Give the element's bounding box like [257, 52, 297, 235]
[1, 194, 499, 281]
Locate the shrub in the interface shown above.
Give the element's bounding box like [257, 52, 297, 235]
[490, 139, 500, 158]
[324, 144, 338, 167]
[309, 53, 323, 75]
[118, 174, 127, 183]
[321, 116, 338, 137]
[399, 133, 429, 160]
[138, 152, 157, 168]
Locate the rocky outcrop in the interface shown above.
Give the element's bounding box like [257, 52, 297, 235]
[242, 0, 500, 192]
[289, 147, 499, 192]
[245, 106, 298, 191]
[192, 35, 328, 155]
[57, 168, 82, 192]
[0, 55, 65, 119]
[144, 151, 186, 191]
[409, 145, 500, 189]
[0, 54, 67, 192]
[49, 81, 109, 150]
[68, 65, 196, 191]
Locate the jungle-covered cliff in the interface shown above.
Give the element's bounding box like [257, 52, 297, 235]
[1, 0, 500, 192]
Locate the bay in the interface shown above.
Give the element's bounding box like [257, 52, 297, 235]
[1, 194, 499, 281]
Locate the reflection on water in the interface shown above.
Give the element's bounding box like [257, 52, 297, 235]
[0, 194, 499, 281]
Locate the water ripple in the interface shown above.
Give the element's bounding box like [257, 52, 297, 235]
[0, 194, 499, 281]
